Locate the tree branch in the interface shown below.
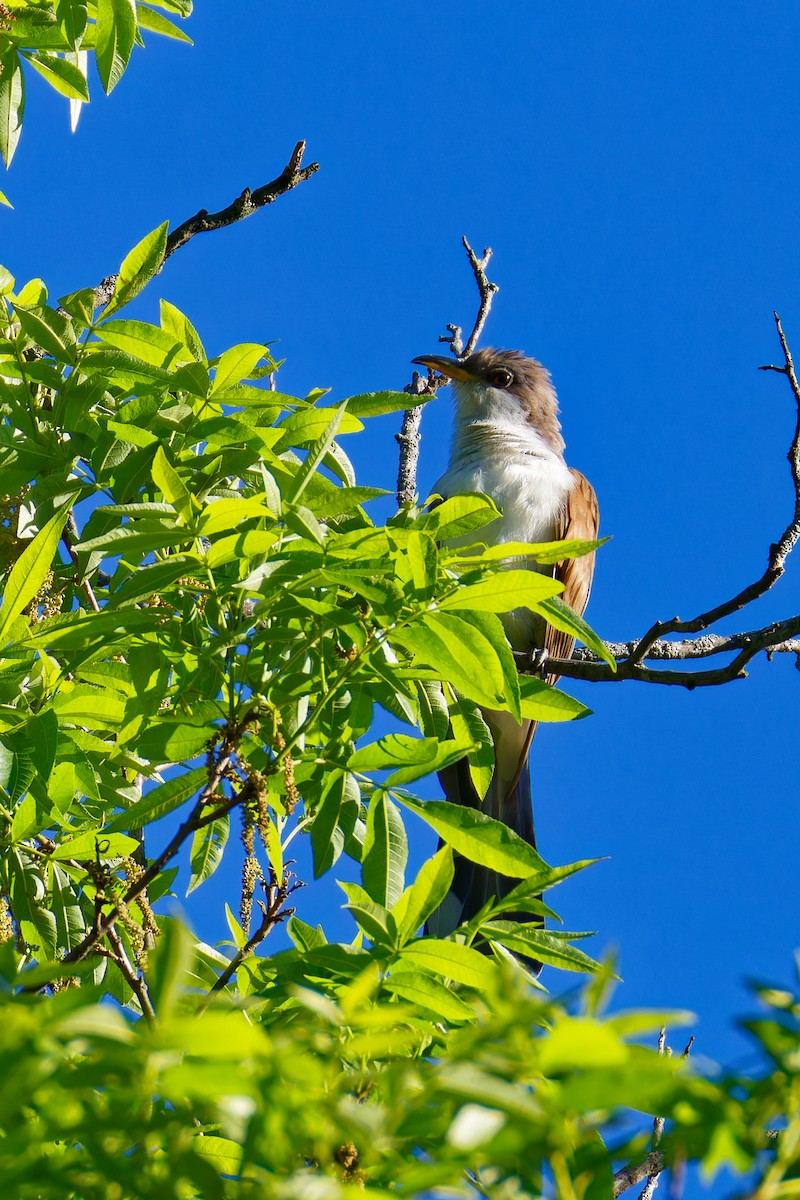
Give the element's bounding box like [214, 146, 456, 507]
[617, 311, 800, 671]
[509, 313, 800, 690]
[396, 235, 499, 506]
[613, 1152, 665, 1198]
[198, 870, 299, 1012]
[92, 140, 320, 308]
[516, 614, 800, 688]
[62, 739, 253, 965]
[106, 924, 155, 1023]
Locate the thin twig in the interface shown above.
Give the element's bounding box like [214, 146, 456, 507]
[514, 614, 800, 688]
[62, 515, 100, 613]
[62, 741, 252, 965]
[620, 311, 800, 670]
[637, 1028, 669, 1200]
[198, 873, 298, 1012]
[92, 140, 320, 308]
[460, 237, 500, 358]
[396, 236, 499, 505]
[106, 924, 155, 1023]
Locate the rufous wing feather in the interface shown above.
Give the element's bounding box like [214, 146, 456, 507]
[543, 468, 599, 677]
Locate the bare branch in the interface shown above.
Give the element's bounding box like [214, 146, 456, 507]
[460, 237, 500, 358]
[106, 924, 155, 1023]
[515, 614, 800, 688]
[619, 311, 800, 670]
[92, 140, 320, 308]
[613, 1152, 665, 1198]
[396, 235, 499, 506]
[198, 871, 299, 1012]
[62, 739, 253, 965]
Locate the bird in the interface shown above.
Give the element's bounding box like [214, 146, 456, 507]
[410, 347, 599, 949]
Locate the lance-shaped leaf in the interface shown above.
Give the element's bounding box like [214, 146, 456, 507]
[22, 51, 90, 101]
[419, 493, 502, 539]
[339, 881, 396, 949]
[150, 446, 194, 524]
[399, 937, 500, 989]
[210, 343, 269, 394]
[14, 304, 77, 363]
[0, 506, 70, 645]
[392, 610, 520, 718]
[537, 595, 616, 668]
[50, 831, 141, 861]
[345, 390, 430, 417]
[102, 221, 169, 317]
[0, 48, 24, 168]
[438, 568, 562, 613]
[362, 792, 408, 909]
[483, 923, 602, 975]
[95, 0, 137, 94]
[187, 812, 230, 894]
[518, 676, 591, 722]
[382, 968, 474, 1022]
[397, 796, 548, 878]
[284, 403, 351, 505]
[393, 846, 455, 942]
[105, 765, 208, 832]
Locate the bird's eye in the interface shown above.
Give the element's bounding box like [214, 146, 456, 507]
[488, 367, 514, 389]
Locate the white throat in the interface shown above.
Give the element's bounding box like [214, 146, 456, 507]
[434, 387, 575, 549]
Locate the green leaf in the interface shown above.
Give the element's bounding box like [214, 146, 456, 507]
[14, 304, 77, 362]
[393, 610, 519, 717]
[339, 882, 395, 948]
[146, 916, 195, 1018]
[420, 493, 501, 540]
[399, 937, 499, 989]
[135, 720, 215, 765]
[56, 0, 89, 47]
[97, 319, 185, 367]
[192, 1135, 242, 1175]
[518, 676, 591, 722]
[345, 390, 430, 417]
[137, 3, 193, 43]
[95, 0, 137, 93]
[24, 709, 59, 781]
[362, 792, 407, 908]
[383, 969, 474, 1022]
[538, 595, 616, 668]
[439, 569, 562, 613]
[484, 924, 602, 974]
[105, 766, 207, 832]
[397, 796, 548, 879]
[394, 846, 455, 942]
[453, 536, 609, 566]
[286, 915, 327, 951]
[284, 403, 350, 505]
[210, 343, 268, 394]
[187, 812, 229, 894]
[0, 506, 70, 646]
[23, 50, 90, 100]
[102, 221, 169, 317]
[310, 770, 360, 878]
[0, 48, 24, 168]
[349, 734, 439, 773]
[151, 446, 193, 524]
[50, 831, 141, 861]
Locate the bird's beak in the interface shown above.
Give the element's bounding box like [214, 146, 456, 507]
[411, 354, 475, 382]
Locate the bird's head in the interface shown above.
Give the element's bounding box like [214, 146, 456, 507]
[411, 347, 564, 452]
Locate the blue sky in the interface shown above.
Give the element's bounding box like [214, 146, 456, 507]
[6, 2, 800, 1083]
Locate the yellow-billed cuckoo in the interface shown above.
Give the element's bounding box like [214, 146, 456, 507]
[411, 347, 599, 943]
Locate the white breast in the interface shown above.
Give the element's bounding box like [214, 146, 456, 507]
[434, 418, 575, 648]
